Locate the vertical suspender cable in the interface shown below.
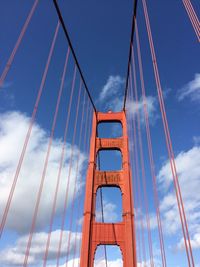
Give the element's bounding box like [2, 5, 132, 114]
[43, 47, 70, 267]
[65, 80, 82, 266]
[0, 0, 39, 88]
[0, 21, 60, 239]
[128, 78, 142, 264]
[129, 67, 147, 266]
[131, 56, 155, 267]
[44, 62, 76, 266]
[134, 22, 166, 266]
[78, 100, 93, 267]
[23, 23, 65, 267]
[182, 0, 200, 42]
[71, 89, 86, 267]
[142, 0, 195, 265]
[56, 65, 77, 267]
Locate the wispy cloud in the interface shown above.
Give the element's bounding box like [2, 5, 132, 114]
[99, 75, 125, 102]
[97, 75, 158, 117]
[97, 75, 125, 111]
[126, 96, 157, 125]
[178, 73, 200, 102]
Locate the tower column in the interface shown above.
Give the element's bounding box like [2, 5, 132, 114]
[80, 111, 137, 267]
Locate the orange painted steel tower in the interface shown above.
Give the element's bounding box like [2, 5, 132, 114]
[80, 111, 137, 267]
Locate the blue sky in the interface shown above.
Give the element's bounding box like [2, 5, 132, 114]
[0, 0, 200, 266]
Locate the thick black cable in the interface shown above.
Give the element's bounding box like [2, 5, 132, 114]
[123, 0, 138, 110]
[53, 0, 97, 112]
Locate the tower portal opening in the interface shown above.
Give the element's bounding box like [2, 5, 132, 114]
[97, 121, 122, 138]
[95, 186, 123, 223]
[97, 149, 122, 171]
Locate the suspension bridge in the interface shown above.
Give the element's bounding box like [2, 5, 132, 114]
[0, 0, 199, 266]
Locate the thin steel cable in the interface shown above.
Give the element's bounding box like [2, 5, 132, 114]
[125, 105, 138, 265]
[185, 0, 200, 33]
[130, 54, 154, 267]
[126, 83, 140, 264]
[129, 68, 147, 266]
[134, 23, 166, 266]
[182, 0, 200, 41]
[43, 46, 70, 267]
[43, 61, 74, 266]
[100, 188, 108, 267]
[23, 23, 65, 267]
[78, 99, 93, 267]
[0, 21, 60, 239]
[43, 60, 76, 267]
[183, 0, 200, 37]
[142, 0, 195, 265]
[65, 80, 82, 267]
[56, 65, 77, 267]
[71, 90, 86, 267]
[186, 0, 200, 33]
[0, 0, 39, 88]
[127, 78, 142, 264]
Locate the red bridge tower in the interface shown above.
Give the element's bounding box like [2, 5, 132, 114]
[80, 111, 137, 266]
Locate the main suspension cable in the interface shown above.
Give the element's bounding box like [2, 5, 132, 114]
[53, 0, 97, 112]
[123, 0, 138, 110]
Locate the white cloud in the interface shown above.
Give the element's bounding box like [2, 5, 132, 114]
[94, 258, 122, 267]
[99, 75, 125, 103]
[0, 230, 81, 266]
[94, 259, 160, 267]
[97, 75, 157, 115]
[158, 146, 200, 192]
[158, 146, 200, 243]
[96, 200, 119, 222]
[48, 258, 79, 267]
[178, 73, 200, 102]
[0, 111, 86, 233]
[126, 95, 157, 125]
